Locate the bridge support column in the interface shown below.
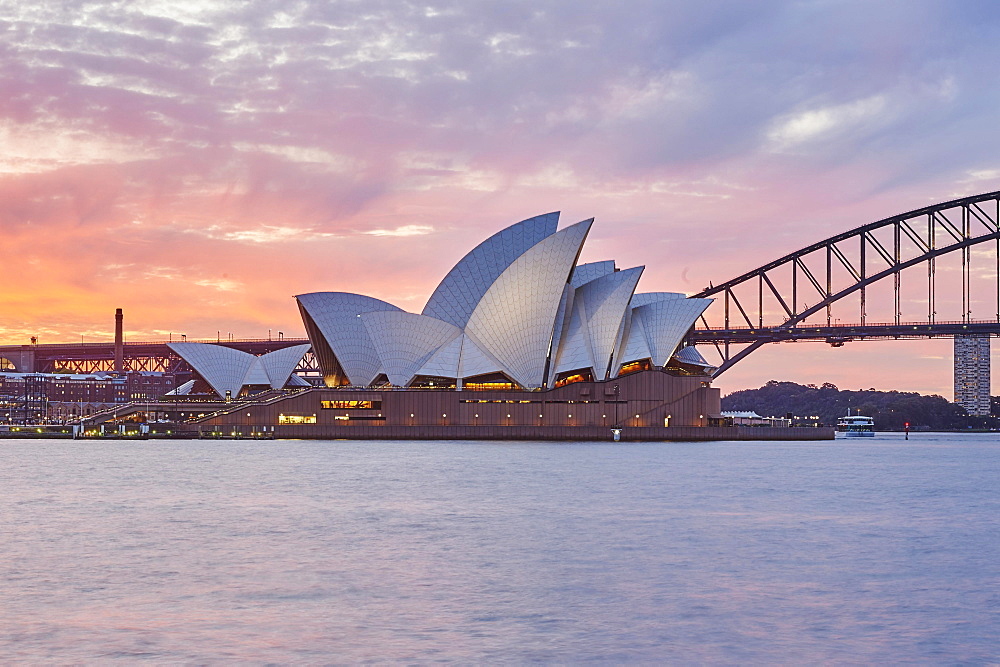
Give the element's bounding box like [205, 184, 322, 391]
[954, 334, 991, 416]
[0, 349, 36, 373]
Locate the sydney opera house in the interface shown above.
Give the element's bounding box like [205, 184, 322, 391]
[296, 213, 715, 391]
[171, 212, 739, 439]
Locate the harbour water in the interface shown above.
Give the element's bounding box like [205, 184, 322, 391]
[2, 434, 998, 662]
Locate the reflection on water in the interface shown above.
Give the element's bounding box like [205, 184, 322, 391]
[1, 434, 998, 662]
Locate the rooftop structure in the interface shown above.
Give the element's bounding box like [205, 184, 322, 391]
[166, 342, 311, 399]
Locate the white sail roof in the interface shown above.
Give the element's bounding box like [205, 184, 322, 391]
[259, 344, 311, 388]
[456, 334, 504, 379]
[616, 310, 652, 366]
[630, 297, 713, 367]
[168, 343, 255, 398]
[168, 343, 310, 398]
[422, 212, 559, 328]
[415, 334, 465, 379]
[295, 292, 402, 386]
[553, 266, 643, 380]
[546, 283, 575, 381]
[293, 214, 718, 389]
[581, 266, 644, 377]
[551, 296, 593, 378]
[672, 345, 717, 371]
[569, 260, 616, 287]
[464, 219, 592, 388]
[630, 292, 687, 308]
[361, 311, 462, 386]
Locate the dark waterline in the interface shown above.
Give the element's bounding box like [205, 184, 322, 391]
[2, 434, 998, 663]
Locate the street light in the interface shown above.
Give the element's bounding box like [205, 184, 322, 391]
[613, 384, 620, 428]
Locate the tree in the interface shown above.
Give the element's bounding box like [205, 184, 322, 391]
[722, 381, 983, 430]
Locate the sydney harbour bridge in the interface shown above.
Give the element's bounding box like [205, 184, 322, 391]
[2, 190, 999, 395]
[689, 189, 1000, 379]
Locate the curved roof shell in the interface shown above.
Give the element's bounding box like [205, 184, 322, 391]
[168, 343, 255, 398]
[422, 212, 559, 328]
[553, 266, 644, 380]
[415, 334, 465, 379]
[464, 219, 592, 388]
[569, 260, 616, 288]
[456, 335, 504, 379]
[167, 342, 310, 398]
[259, 344, 312, 388]
[293, 214, 718, 389]
[630, 292, 687, 308]
[628, 297, 713, 367]
[361, 311, 462, 386]
[296, 292, 402, 386]
[672, 345, 717, 371]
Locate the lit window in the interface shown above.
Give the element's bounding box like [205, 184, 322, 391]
[278, 414, 317, 424]
[321, 400, 381, 409]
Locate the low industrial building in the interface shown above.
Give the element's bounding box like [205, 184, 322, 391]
[0, 371, 177, 423]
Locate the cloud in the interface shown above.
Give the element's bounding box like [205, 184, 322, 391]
[364, 224, 434, 237]
[193, 277, 242, 291]
[188, 224, 339, 244]
[766, 95, 890, 152]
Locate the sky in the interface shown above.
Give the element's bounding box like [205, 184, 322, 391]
[2, 0, 1000, 397]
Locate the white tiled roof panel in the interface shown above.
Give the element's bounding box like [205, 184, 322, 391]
[295, 292, 402, 386]
[465, 219, 592, 388]
[634, 297, 713, 366]
[569, 260, 616, 287]
[260, 344, 311, 388]
[167, 342, 255, 398]
[361, 311, 462, 386]
[422, 213, 559, 328]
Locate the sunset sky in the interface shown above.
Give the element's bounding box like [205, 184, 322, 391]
[2, 0, 999, 397]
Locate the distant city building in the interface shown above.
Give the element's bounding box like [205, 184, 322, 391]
[954, 334, 991, 416]
[0, 371, 177, 423]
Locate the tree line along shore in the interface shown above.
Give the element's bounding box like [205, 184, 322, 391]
[722, 380, 998, 431]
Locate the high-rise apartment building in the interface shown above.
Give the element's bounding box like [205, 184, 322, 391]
[954, 334, 991, 416]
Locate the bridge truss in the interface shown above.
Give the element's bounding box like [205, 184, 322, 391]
[0, 339, 318, 376]
[690, 190, 1000, 375]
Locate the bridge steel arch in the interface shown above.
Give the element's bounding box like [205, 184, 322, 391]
[690, 190, 1000, 376]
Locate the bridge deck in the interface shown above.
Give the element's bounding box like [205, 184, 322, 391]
[690, 319, 1000, 345]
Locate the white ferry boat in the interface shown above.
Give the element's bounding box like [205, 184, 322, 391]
[837, 413, 875, 437]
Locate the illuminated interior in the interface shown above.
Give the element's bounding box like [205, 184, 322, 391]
[278, 414, 317, 424]
[463, 372, 517, 391]
[408, 376, 457, 389]
[321, 400, 381, 409]
[619, 359, 652, 376]
[554, 368, 594, 388]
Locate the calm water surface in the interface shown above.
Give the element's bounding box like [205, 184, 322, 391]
[1, 434, 998, 663]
